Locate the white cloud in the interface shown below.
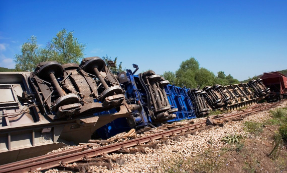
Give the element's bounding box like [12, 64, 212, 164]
[1, 58, 15, 69]
[0, 44, 6, 51]
[0, 53, 15, 69]
[3, 58, 13, 63]
[0, 42, 15, 68]
[0, 53, 6, 59]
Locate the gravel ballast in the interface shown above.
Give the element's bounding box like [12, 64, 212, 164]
[45, 101, 287, 173]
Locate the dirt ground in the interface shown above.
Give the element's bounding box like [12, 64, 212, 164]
[158, 102, 287, 173]
[219, 124, 287, 173]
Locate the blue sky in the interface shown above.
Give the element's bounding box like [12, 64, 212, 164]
[0, 0, 286, 81]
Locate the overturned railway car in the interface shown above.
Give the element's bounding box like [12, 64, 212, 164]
[0, 57, 142, 165]
[94, 64, 270, 139]
[0, 57, 270, 165]
[96, 68, 196, 139]
[261, 72, 287, 101]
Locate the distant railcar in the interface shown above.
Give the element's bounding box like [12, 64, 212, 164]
[261, 72, 287, 101]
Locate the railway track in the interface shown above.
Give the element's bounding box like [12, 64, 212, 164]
[0, 101, 281, 173]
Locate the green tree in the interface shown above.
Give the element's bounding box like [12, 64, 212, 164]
[163, 71, 176, 84]
[15, 29, 84, 71]
[195, 68, 215, 87]
[279, 69, 287, 76]
[50, 29, 84, 64]
[217, 71, 226, 79]
[225, 74, 239, 84]
[175, 57, 199, 88]
[0, 67, 15, 72]
[215, 71, 239, 85]
[102, 55, 123, 73]
[176, 69, 197, 88]
[177, 57, 199, 72]
[15, 36, 40, 71]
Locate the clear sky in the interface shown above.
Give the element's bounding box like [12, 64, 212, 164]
[0, 0, 286, 81]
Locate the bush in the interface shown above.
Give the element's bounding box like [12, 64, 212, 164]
[279, 124, 287, 142]
[270, 108, 287, 119]
[266, 108, 287, 126]
[268, 133, 284, 159]
[268, 107, 287, 159]
[221, 134, 242, 144]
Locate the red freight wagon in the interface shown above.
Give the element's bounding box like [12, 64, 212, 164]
[261, 72, 287, 100]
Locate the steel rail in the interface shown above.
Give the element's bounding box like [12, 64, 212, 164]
[0, 121, 206, 173]
[213, 102, 280, 123]
[0, 145, 88, 170]
[0, 102, 280, 173]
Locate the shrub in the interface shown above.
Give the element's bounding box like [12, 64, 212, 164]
[221, 134, 242, 144]
[279, 124, 287, 142]
[270, 108, 287, 119]
[268, 133, 283, 159]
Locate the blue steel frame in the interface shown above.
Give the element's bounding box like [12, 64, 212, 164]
[95, 69, 150, 139]
[165, 85, 196, 122]
[95, 71, 196, 139]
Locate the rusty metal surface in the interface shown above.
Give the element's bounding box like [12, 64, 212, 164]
[28, 58, 129, 120]
[138, 70, 175, 121]
[188, 89, 211, 116]
[261, 72, 287, 96]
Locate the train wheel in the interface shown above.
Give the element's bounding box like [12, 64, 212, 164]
[80, 57, 106, 73]
[35, 61, 63, 80]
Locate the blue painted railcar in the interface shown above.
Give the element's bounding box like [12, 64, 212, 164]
[165, 85, 196, 122]
[96, 66, 196, 139]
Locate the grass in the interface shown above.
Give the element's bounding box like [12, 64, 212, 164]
[266, 108, 287, 126]
[244, 121, 264, 136]
[221, 134, 243, 144]
[275, 154, 287, 171]
[266, 107, 287, 160]
[270, 108, 287, 118]
[279, 124, 287, 142]
[158, 106, 287, 173]
[192, 144, 224, 173]
[158, 138, 225, 173]
[268, 132, 283, 160]
[158, 153, 192, 173]
[209, 109, 223, 116]
[268, 108, 287, 142]
[237, 106, 248, 111]
[221, 134, 245, 153]
[242, 155, 261, 173]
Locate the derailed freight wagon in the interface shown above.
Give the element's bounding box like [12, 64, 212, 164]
[261, 72, 287, 101]
[0, 57, 141, 165]
[95, 65, 197, 139]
